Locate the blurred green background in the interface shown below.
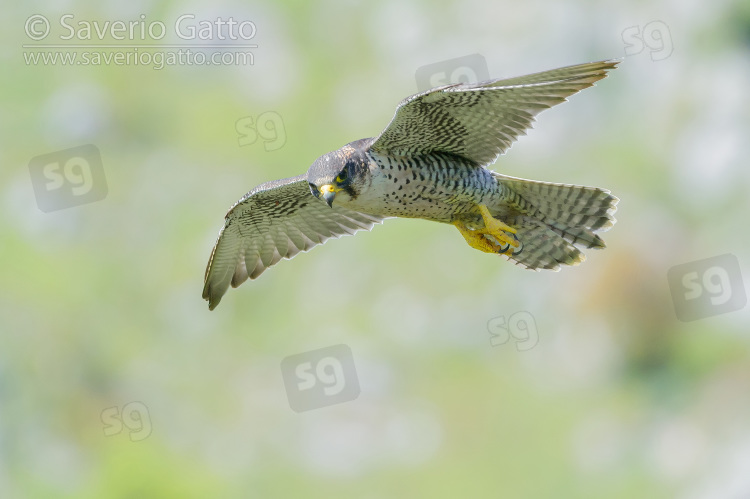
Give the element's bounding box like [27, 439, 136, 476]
[3, 0, 750, 497]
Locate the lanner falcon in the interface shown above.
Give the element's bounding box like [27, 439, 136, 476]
[203, 59, 619, 310]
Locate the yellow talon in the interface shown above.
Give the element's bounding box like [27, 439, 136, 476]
[453, 205, 519, 254]
[477, 205, 519, 248]
[478, 205, 515, 233]
[454, 221, 502, 253]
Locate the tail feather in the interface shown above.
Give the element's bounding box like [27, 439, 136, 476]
[502, 217, 585, 270]
[491, 173, 618, 270]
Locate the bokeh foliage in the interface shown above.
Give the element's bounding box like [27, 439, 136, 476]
[2, 1, 750, 497]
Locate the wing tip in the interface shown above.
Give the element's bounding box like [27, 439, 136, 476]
[202, 222, 240, 311]
[202, 283, 223, 311]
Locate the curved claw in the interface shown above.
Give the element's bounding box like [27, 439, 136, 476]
[453, 205, 521, 255]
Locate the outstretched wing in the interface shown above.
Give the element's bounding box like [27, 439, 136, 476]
[370, 59, 619, 167]
[202, 175, 383, 310]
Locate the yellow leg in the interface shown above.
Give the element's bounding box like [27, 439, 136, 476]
[454, 221, 503, 253]
[453, 205, 520, 254]
[477, 205, 519, 248]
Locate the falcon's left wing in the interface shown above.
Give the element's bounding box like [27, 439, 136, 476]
[203, 175, 383, 310]
[370, 59, 619, 167]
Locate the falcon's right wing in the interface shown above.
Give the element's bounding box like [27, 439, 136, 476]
[370, 59, 619, 167]
[202, 175, 384, 310]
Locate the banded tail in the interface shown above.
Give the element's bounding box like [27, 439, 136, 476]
[492, 173, 618, 270]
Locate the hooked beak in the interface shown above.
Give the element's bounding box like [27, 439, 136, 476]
[319, 184, 337, 207]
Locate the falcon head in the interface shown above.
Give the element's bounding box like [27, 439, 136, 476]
[306, 139, 373, 207]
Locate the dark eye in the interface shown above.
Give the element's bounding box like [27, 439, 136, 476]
[335, 169, 348, 184]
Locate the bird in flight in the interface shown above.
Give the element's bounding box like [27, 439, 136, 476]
[203, 59, 619, 310]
